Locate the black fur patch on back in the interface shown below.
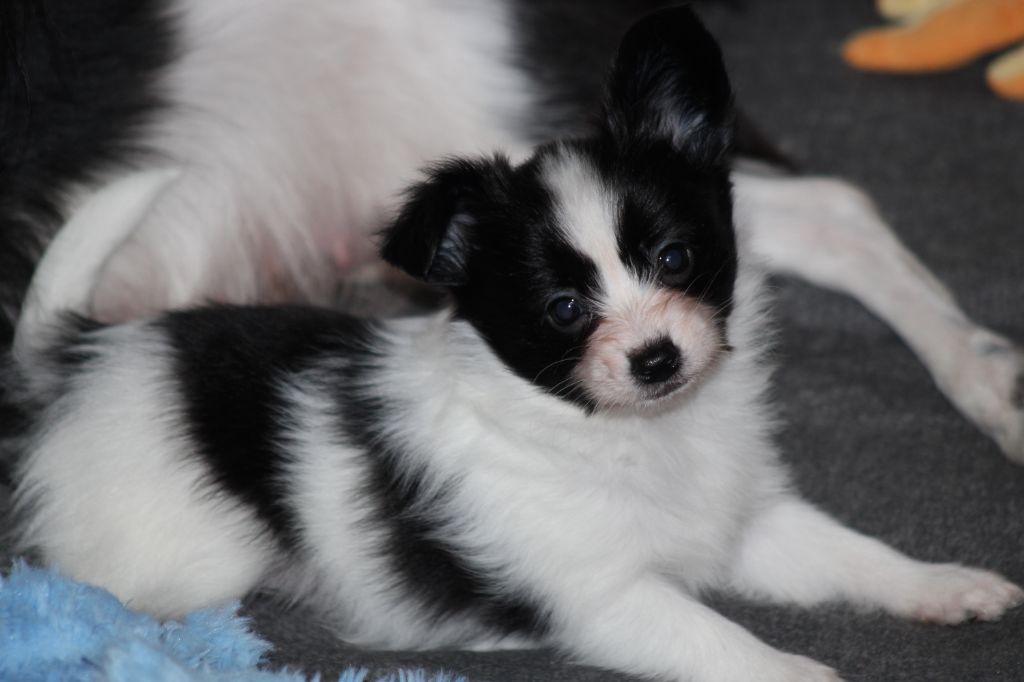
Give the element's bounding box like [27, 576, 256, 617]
[160, 305, 371, 548]
[161, 303, 548, 635]
[336, 359, 552, 638]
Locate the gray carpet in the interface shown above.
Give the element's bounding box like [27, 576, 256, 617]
[245, 2, 1024, 681]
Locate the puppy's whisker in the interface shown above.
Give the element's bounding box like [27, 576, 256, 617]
[707, 298, 734, 323]
[550, 375, 584, 396]
[532, 354, 583, 384]
[546, 370, 585, 396]
[694, 262, 728, 307]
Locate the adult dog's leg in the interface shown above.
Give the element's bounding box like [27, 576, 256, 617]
[732, 169, 1024, 462]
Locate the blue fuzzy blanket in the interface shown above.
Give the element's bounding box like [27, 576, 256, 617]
[0, 563, 461, 682]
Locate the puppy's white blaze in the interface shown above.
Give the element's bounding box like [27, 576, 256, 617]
[542, 150, 638, 299]
[13, 327, 273, 618]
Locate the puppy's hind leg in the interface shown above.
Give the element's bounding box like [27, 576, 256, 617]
[728, 495, 1024, 624]
[732, 170, 1024, 463]
[14, 359, 277, 620]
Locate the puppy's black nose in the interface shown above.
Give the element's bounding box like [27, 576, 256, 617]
[629, 338, 682, 385]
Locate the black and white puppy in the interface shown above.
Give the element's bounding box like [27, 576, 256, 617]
[5, 10, 1021, 682]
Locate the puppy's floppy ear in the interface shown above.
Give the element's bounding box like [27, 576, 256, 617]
[380, 157, 509, 286]
[604, 5, 734, 164]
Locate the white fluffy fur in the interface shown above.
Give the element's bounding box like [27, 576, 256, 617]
[92, 0, 532, 320]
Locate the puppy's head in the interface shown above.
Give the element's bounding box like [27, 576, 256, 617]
[382, 6, 737, 411]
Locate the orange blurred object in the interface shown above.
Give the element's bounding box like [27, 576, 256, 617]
[987, 43, 1024, 99]
[843, 0, 1024, 73]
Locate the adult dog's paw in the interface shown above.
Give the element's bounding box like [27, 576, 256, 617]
[955, 331, 1024, 463]
[893, 564, 1024, 624]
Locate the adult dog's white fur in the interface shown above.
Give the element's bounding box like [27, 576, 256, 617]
[92, 0, 532, 317]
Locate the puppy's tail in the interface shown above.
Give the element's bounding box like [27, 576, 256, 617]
[12, 169, 180, 361]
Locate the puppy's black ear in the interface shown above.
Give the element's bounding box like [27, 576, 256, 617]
[604, 5, 733, 164]
[380, 158, 508, 286]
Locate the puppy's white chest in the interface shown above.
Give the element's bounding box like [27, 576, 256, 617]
[602, 439, 760, 577]
[453, 414, 768, 593]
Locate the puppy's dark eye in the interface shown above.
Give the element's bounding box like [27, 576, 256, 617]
[548, 296, 583, 328]
[657, 243, 693, 281]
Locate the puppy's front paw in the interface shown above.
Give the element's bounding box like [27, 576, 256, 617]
[894, 564, 1024, 624]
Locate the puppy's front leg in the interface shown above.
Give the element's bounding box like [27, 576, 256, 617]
[728, 495, 1024, 623]
[554, 577, 841, 682]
